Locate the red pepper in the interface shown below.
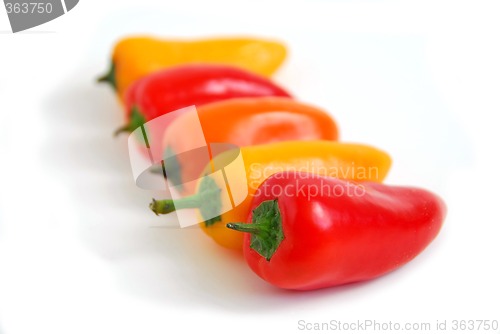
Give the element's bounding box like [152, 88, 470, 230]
[227, 172, 446, 290]
[115, 64, 292, 136]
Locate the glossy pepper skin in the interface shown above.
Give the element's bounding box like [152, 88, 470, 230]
[150, 141, 392, 250]
[227, 172, 446, 290]
[97, 36, 287, 99]
[161, 97, 339, 196]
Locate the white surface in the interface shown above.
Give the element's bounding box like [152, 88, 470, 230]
[0, 1, 499, 333]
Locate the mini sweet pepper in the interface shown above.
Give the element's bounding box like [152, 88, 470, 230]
[228, 171, 446, 290]
[98, 36, 287, 99]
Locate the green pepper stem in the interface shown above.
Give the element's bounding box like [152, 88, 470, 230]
[226, 223, 264, 234]
[149, 194, 202, 215]
[149, 176, 223, 228]
[97, 62, 117, 90]
[226, 199, 284, 261]
[96, 73, 109, 83]
[113, 106, 146, 137]
[113, 124, 132, 137]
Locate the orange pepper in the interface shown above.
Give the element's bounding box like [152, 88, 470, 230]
[97, 36, 287, 100]
[161, 97, 338, 196]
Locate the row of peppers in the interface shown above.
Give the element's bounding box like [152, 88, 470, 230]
[98, 36, 446, 291]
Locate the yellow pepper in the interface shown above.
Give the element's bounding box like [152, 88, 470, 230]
[150, 141, 392, 250]
[97, 36, 287, 100]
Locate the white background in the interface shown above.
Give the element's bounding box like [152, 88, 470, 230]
[1, 1, 499, 333]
